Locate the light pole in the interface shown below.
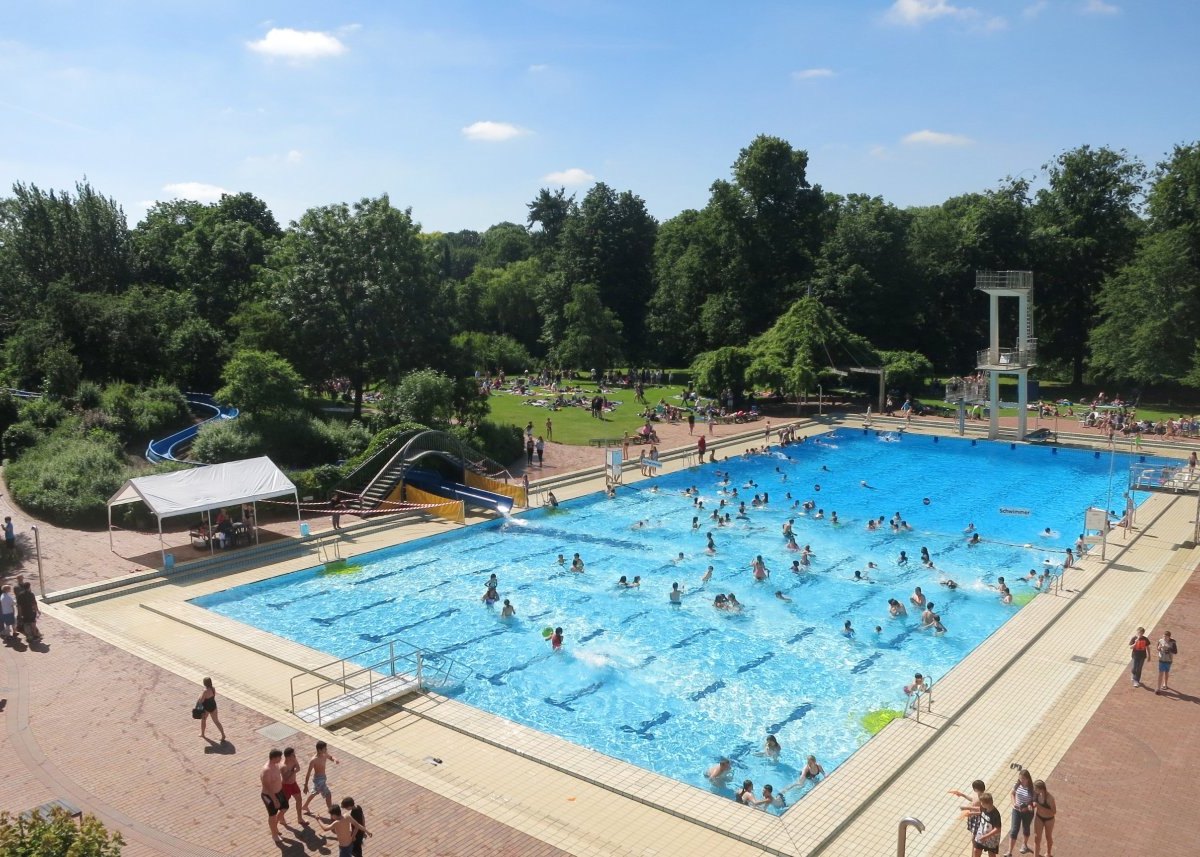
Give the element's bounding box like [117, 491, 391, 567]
[818, 385, 823, 417]
[31, 525, 46, 600]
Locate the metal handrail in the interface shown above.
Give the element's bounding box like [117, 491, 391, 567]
[897, 817, 925, 856]
[290, 637, 473, 726]
[904, 674, 935, 722]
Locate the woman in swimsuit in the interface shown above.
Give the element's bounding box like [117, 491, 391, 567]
[783, 755, 824, 793]
[1032, 780, 1056, 857]
[197, 677, 225, 742]
[735, 779, 756, 805]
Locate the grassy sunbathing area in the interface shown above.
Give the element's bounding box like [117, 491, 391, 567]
[485, 381, 703, 446]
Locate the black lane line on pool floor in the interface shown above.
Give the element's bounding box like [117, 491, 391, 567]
[358, 606, 459, 641]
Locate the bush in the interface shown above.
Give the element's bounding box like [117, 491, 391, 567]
[216, 349, 303, 415]
[5, 432, 127, 525]
[378, 369, 455, 428]
[451, 419, 524, 466]
[2, 422, 40, 460]
[0, 807, 124, 856]
[100, 382, 189, 442]
[452, 331, 535, 374]
[190, 418, 265, 464]
[310, 418, 371, 461]
[17, 397, 69, 431]
[74, 380, 104, 410]
[290, 463, 344, 501]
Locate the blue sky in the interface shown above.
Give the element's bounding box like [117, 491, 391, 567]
[2, 0, 1196, 232]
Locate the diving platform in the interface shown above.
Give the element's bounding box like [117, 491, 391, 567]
[294, 672, 422, 727]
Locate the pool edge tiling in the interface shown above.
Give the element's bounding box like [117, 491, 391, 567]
[50, 420, 1200, 857]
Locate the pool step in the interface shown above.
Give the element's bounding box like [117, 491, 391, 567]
[294, 673, 422, 727]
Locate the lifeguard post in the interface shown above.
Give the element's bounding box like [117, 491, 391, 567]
[975, 271, 1036, 440]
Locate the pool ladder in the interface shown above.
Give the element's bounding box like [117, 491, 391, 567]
[904, 673, 935, 723]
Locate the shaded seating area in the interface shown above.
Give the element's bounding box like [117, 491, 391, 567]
[107, 456, 301, 569]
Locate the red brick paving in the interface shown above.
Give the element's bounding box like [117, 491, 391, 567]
[1045, 567, 1200, 857]
[0, 616, 570, 857]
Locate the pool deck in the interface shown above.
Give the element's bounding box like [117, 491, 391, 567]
[2, 416, 1197, 856]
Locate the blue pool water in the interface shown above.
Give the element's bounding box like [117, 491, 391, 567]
[195, 432, 1158, 812]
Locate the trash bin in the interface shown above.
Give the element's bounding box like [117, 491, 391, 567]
[300, 522, 311, 537]
[164, 553, 175, 570]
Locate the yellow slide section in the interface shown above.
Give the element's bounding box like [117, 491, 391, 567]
[384, 483, 465, 524]
[465, 471, 527, 507]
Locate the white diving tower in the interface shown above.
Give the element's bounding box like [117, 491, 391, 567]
[976, 270, 1037, 440]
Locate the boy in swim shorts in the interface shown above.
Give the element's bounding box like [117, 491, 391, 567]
[281, 747, 304, 826]
[303, 741, 339, 815]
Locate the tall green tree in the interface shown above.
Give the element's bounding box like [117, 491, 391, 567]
[270, 195, 439, 418]
[551, 283, 623, 374]
[1033, 146, 1146, 384]
[558, 183, 657, 357]
[526, 187, 576, 257]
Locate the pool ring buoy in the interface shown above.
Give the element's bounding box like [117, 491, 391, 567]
[542, 627, 554, 639]
[814, 484, 821, 492]
[923, 497, 931, 506]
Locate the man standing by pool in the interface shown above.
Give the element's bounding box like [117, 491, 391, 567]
[260, 749, 287, 845]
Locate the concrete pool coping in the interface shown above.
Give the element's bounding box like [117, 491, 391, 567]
[44, 419, 1200, 856]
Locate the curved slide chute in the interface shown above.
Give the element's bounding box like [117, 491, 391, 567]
[403, 469, 514, 514]
[146, 394, 239, 464]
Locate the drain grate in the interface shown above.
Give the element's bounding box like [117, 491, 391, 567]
[1070, 655, 1090, 664]
[258, 722, 299, 741]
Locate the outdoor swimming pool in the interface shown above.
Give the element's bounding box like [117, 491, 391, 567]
[195, 431, 1158, 813]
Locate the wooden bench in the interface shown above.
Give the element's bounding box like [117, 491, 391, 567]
[589, 438, 622, 447]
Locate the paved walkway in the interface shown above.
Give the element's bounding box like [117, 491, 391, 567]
[0, 616, 570, 857]
[1045, 567, 1199, 857]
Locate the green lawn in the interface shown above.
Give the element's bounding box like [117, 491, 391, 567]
[486, 383, 696, 445]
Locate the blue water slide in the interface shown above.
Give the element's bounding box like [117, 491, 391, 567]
[145, 394, 239, 463]
[404, 469, 514, 514]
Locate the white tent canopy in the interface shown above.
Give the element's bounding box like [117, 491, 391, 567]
[108, 456, 301, 565]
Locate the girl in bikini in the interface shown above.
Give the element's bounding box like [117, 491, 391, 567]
[1032, 780, 1056, 857]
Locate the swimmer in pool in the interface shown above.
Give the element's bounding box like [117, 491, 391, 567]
[674, 551, 686, 564]
[782, 519, 794, 537]
[875, 625, 883, 634]
[897, 550, 908, 565]
[940, 578, 959, 589]
[549, 627, 563, 650]
[814, 509, 825, 520]
[482, 585, 499, 606]
[830, 511, 840, 525]
[500, 599, 516, 618]
[889, 598, 907, 617]
[860, 480, 873, 489]
[755, 735, 782, 759]
[706, 532, 717, 554]
[713, 594, 728, 610]
[853, 570, 871, 582]
[968, 533, 981, 545]
[705, 758, 732, 783]
[726, 593, 743, 611]
[1041, 527, 1053, 538]
[785, 532, 799, 551]
[618, 575, 631, 587]
[932, 614, 946, 634]
[790, 560, 802, 574]
[775, 590, 792, 602]
[547, 491, 558, 508]
[701, 565, 713, 584]
[910, 586, 926, 608]
[556, 554, 566, 566]
[842, 620, 855, 638]
[999, 584, 1012, 605]
[904, 673, 928, 695]
[867, 561, 879, 570]
[670, 582, 684, 603]
[486, 573, 499, 590]
[921, 603, 936, 627]
[571, 553, 585, 572]
[751, 555, 770, 581]
[783, 756, 826, 794]
[867, 518, 878, 531]
[964, 522, 975, 533]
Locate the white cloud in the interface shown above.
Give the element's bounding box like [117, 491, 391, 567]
[869, 145, 891, 160]
[543, 168, 595, 186]
[528, 63, 549, 73]
[1023, 1, 1048, 18]
[462, 120, 530, 142]
[163, 182, 229, 202]
[884, 0, 1004, 28]
[285, 149, 304, 165]
[902, 129, 975, 146]
[1082, 0, 1118, 14]
[792, 68, 835, 80]
[246, 28, 348, 61]
[885, 0, 968, 25]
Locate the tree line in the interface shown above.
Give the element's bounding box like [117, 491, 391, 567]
[2, 135, 1199, 418]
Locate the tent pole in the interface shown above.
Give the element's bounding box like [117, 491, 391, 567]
[207, 510, 214, 555]
[108, 505, 114, 553]
[254, 501, 260, 544]
[158, 517, 166, 568]
[294, 490, 302, 536]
